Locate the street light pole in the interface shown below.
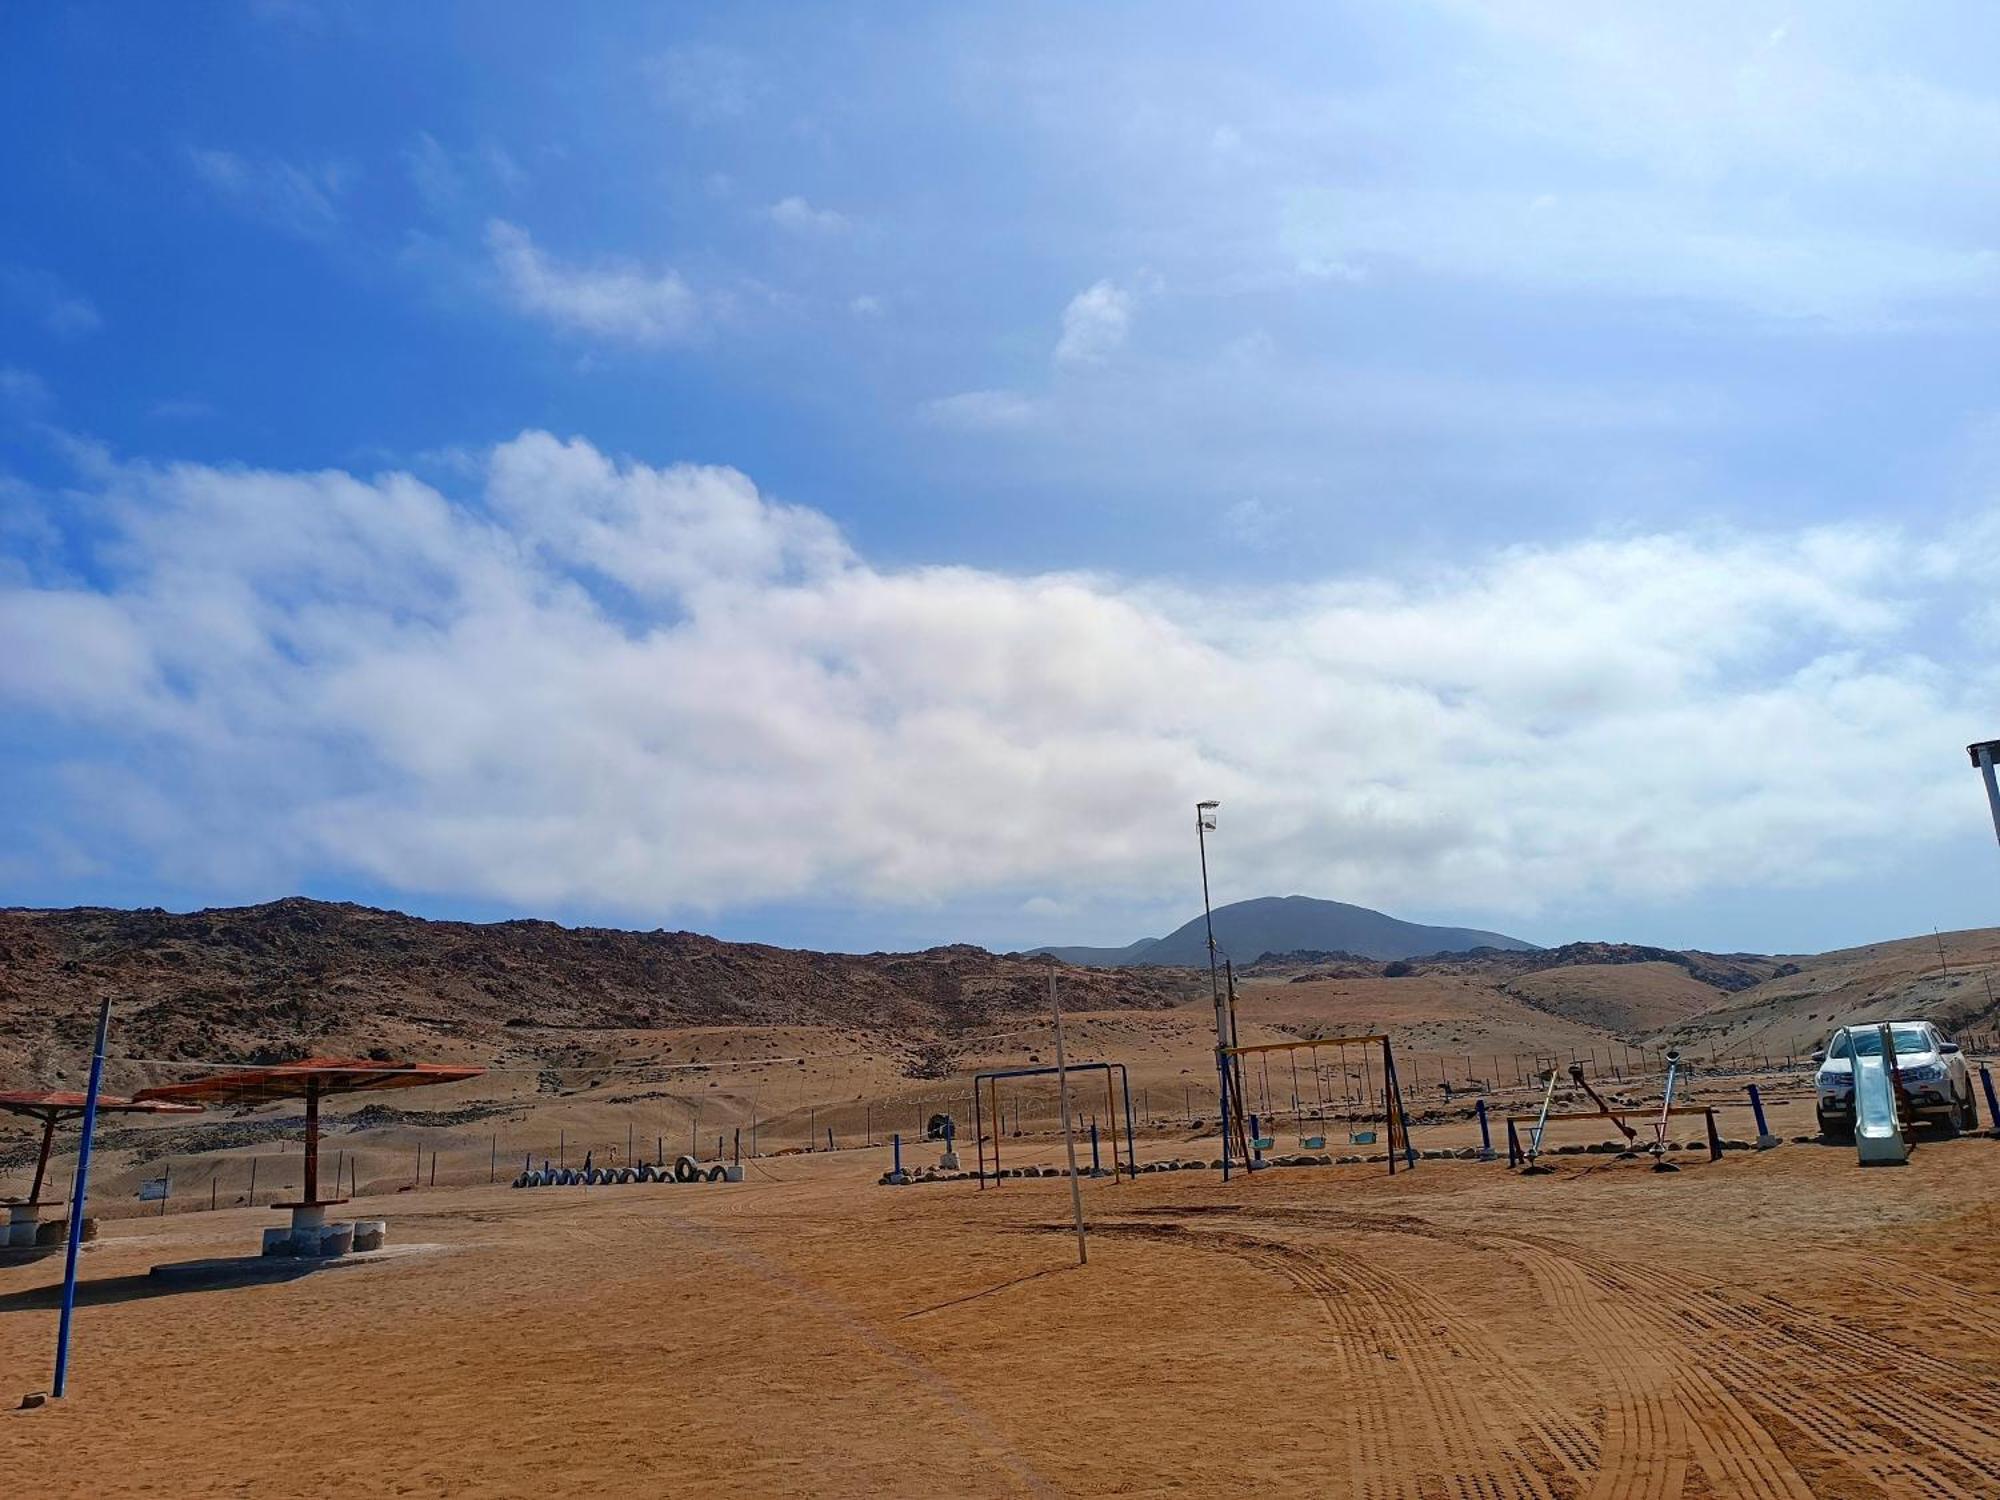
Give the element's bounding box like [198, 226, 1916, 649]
[1197, 801, 1223, 1044]
[1970, 740, 2000, 850]
[1196, 800, 1239, 1171]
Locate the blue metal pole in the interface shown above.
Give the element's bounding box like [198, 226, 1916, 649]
[893, 1133, 902, 1176]
[1475, 1097, 1493, 1157]
[1982, 1065, 2000, 1130]
[53, 992, 113, 1399]
[1747, 1084, 1771, 1136]
[1089, 1121, 1100, 1175]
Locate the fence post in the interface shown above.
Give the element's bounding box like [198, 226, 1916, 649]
[1747, 1084, 1780, 1149]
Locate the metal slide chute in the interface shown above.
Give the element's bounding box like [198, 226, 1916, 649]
[1844, 1025, 1911, 1167]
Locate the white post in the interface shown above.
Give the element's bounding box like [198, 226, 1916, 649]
[1050, 971, 1087, 1266]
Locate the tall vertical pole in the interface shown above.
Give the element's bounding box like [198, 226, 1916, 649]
[1050, 970, 1087, 1266]
[52, 991, 113, 1400]
[1972, 742, 2000, 848]
[1198, 803, 1223, 1046]
[1197, 801, 1232, 1177]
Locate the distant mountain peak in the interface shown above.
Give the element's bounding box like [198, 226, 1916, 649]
[1031, 894, 1536, 968]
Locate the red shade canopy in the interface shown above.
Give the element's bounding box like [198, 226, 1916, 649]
[133, 1057, 484, 1107]
[0, 1091, 203, 1125]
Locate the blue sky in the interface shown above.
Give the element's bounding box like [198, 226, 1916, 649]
[3, 2, 1998, 956]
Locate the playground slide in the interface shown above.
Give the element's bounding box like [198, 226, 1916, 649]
[1851, 1053, 1909, 1166]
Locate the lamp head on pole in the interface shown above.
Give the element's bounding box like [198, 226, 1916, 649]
[1197, 800, 1218, 831]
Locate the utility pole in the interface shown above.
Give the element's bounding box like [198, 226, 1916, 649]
[1196, 800, 1243, 1164]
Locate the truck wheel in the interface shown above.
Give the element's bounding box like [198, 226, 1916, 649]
[1816, 1107, 1851, 1144]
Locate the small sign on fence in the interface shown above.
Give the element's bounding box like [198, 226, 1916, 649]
[136, 1177, 170, 1202]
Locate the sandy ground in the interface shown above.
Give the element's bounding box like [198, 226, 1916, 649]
[4, 1088, 1998, 1499]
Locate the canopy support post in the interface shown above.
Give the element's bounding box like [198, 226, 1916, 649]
[304, 1077, 320, 1203]
[28, 1114, 56, 1206]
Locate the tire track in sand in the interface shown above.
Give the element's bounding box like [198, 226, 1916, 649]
[1222, 1233, 1560, 1500]
[1185, 1205, 1600, 1487]
[1585, 1257, 1994, 1498]
[1497, 1232, 1994, 1500]
[1328, 1249, 1600, 1488]
[1509, 1242, 1689, 1500]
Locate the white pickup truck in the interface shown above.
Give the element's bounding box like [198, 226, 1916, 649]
[1813, 1020, 1977, 1139]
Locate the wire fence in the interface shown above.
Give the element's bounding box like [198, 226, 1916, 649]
[21, 1026, 1990, 1224]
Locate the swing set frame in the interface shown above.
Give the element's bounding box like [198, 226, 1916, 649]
[1219, 1033, 1415, 1180]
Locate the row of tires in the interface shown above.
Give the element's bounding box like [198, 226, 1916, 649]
[514, 1156, 727, 1188]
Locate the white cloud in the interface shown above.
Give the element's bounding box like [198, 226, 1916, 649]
[921, 389, 1044, 431]
[768, 196, 848, 235]
[1, 266, 102, 337]
[1053, 279, 1134, 365]
[485, 220, 701, 347]
[2, 431, 1993, 930]
[187, 147, 349, 235]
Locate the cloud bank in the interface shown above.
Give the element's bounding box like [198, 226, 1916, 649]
[2, 432, 1991, 936]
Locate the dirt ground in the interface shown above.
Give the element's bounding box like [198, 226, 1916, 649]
[4, 1092, 1998, 1499]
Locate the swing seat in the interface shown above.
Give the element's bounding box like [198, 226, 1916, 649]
[1349, 1130, 1377, 1145]
[1251, 1136, 1274, 1151]
[1301, 1135, 1327, 1150]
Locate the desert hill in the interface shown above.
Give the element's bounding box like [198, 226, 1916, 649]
[0, 898, 1199, 1075]
[1657, 926, 2000, 1060]
[1032, 894, 1537, 967]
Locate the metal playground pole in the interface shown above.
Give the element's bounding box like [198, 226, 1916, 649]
[51, 992, 114, 1400]
[1050, 971, 1087, 1266]
[1652, 1049, 1684, 1172]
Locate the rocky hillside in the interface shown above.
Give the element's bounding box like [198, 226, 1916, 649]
[1244, 941, 1792, 1038]
[0, 898, 1200, 1075]
[1660, 927, 2000, 1060]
